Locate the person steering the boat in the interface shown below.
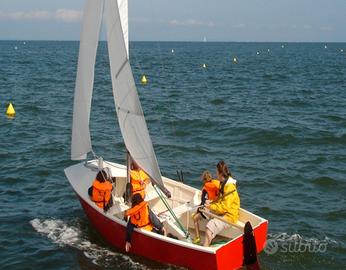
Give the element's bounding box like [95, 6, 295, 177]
[88, 169, 113, 212]
[130, 160, 151, 199]
[203, 161, 240, 247]
[192, 170, 220, 244]
[124, 193, 166, 252]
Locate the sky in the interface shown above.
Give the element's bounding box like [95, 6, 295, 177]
[0, 0, 345, 42]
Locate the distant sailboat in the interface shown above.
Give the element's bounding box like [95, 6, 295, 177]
[203, 36, 207, 42]
[64, 0, 268, 269]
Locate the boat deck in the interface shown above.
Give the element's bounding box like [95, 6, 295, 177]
[65, 160, 267, 252]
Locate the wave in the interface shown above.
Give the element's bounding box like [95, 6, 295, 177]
[262, 72, 289, 81]
[264, 232, 345, 267]
[267, 232, 338, 246]
[234, 127, 297, 145]
[311, 176, 338, 187]
[323, 114, 346, 125]
[326, 209, 346, 220]
[30, 218, 150, 269]
[305, 133, 346, 145]
[209, 98, 225, 105]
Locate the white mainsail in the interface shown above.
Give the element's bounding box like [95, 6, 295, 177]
[71, 0, 128, 160]
[104, 0, 169, 195]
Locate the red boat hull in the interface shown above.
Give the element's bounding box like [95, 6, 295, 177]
[79, 196, 268, 270]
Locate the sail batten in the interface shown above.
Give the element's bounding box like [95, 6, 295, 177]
[104, 0, 168, 195]
[115, 59, 128, 78]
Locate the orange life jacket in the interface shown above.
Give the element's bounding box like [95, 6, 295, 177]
[130, 169, 150, 199]
[126, 201, 153, 231]
[203, 179, 220, 201]
[91, 179, 113, 209]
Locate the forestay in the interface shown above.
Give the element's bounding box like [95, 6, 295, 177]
[104, 0, 170, 196]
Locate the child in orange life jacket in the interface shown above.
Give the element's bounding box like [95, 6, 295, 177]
[124, 193, 166, 252]
[88, 169, 113, 212]
[192, 171, 220, 244]
[130, 161, 150, 199]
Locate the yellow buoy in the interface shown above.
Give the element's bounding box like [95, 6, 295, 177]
[6, 102, 16, 117]
[233, 57, 237, 63]
[141, 75, 148, 85]
[202, 63, 207, 68]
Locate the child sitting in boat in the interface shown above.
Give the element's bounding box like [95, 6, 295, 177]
[192, 171, 220, 244]
[203, 161, 240, 247]
[88, 169, 113, 212]
[124, 193, 166, 252]
[130, 161, 151, 199]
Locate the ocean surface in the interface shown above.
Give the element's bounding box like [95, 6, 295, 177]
[0, 41, 345, 270]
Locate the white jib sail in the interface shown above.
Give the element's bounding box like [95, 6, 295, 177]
[104, 0, 169, 195]
[71, 0, 127, 160]
[71, 0, 104, 160]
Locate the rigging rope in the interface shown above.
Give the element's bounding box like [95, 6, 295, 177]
[153, 185, 190, 239]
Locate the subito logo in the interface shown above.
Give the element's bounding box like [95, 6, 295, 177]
[264, 239, 279, 255]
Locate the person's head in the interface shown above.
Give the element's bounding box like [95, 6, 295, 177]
[131, 160, 140, 170]
[201, 171, 213, 183]
[216, 160, 232, 181]
[131, 193, 144, 207]
[96, 170, 107, 182]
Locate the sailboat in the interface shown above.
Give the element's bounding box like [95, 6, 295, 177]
[64, 0, 268, 269]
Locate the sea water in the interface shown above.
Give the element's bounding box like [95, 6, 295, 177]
[0, 41, 345, 269]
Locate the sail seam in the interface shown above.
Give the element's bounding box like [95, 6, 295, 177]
[115, 58, 128, 78]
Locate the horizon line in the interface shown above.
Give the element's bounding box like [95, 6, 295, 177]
[1, 39, 346, 43]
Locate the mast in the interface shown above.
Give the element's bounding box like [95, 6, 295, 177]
[125, 150, 132, 203]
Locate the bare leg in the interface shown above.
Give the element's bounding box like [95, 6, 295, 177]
[162, 227, 167, 237]
[193, 213, 201, 239]
[203, 228, 214, 247]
